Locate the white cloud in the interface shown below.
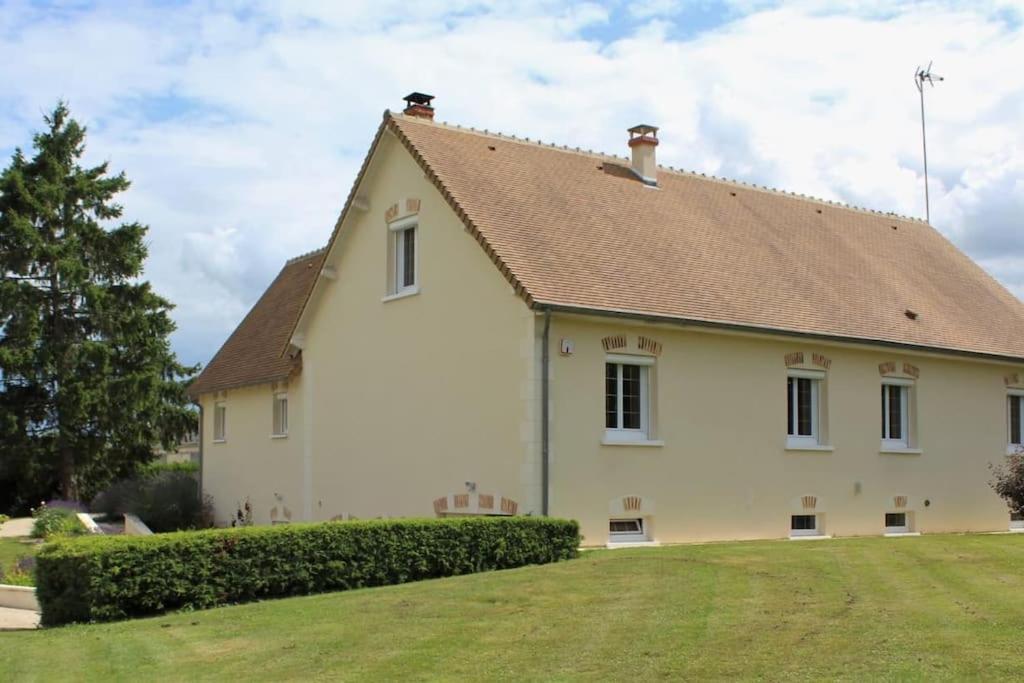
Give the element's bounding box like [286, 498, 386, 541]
[1, 0, 1022, 365]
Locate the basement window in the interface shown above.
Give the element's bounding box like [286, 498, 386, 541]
[1011, 513, 1024, 531]
[604, 355, 654, 443]
[609, 518, 647, 543]
[790, 514, 820, 538]
[885, 512, 910, 534]
[214, 402, 226, 442]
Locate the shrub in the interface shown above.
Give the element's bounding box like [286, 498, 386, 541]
[36, 516, 580, 625]
[30, 503, 85, 539]
[91, 471, 212, 532]
[0, 514, 8, 525]
[138, 460, 199, 478]
[990, 453, 1024, 516]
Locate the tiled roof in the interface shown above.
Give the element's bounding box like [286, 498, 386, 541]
[385, 113, 1024, 361]
[188, 248, 325, 397]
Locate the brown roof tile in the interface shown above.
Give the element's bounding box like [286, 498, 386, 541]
[189, 248, 325, 397]
[386, 113, 1024, 361]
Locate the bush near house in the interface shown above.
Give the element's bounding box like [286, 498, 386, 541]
[91, 470, 212, 532]
[35, 516, 580, 626]
[30, 503, 86, 539]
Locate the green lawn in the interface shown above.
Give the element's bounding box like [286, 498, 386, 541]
[0, 538, 39, 585]
[3, 533, 1024, 681]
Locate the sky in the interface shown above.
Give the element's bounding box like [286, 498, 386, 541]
[1, 0, 1022, 367]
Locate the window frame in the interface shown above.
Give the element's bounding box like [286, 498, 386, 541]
[789, 514, 820, 538]
[1010, 512, 1024, 531]
[787, 369, 823, 448]
[388, 216, 418, 297]
[608, 517, 647, 543]
[213, 401, 226, 443]
[1007, 391, 1024, 449]
[272, 392, 289, 437]
[604, 354, 654, 443]
[881, 379, 912, 450]
[884, 512, 909, 534]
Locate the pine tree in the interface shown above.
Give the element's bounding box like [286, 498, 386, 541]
[0, 102, 197, 510]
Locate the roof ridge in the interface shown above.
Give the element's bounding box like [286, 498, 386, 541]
[285, 246, 327, 266]
[391, 111, 927, 225]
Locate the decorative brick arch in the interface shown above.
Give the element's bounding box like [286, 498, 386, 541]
[433, 492, 517, 517]
[790, 494, 827, 513]
[385, 197, 422, 224]
[609, 495, 654, 516]
[785, 351, 831, 369]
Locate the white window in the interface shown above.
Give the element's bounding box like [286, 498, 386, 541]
[1008, 393, 1023, 448]
[604, 355, 653, 442]
[1011, 512, 1024, 531]
[881, 381, 911, 449]
[609, 518, 647, 543]
[885, 512, 909, 534]
[272, 393, 288, 437]
[790, 514, 820, 537]
[388, 217, 418, 295]
[213, 402, 226, 442]
[787, 370, 823, 447]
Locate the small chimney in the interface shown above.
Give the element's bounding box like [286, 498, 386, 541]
[403, 92, 435, 120]
[627, 124, 659, 186]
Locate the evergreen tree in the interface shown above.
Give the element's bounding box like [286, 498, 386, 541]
[0, 103, 196, 511]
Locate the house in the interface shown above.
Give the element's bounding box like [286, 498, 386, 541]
[189, 93, 1024, 545]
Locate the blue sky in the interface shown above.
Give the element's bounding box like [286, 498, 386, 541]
[2, 0, 1023, 367]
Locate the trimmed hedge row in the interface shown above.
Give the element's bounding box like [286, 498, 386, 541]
[36, 516, 580, 625]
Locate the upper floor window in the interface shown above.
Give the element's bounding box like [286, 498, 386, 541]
[1008, 392, 1023, 449]
[272, 393, 288, 437]
[787, 370, 823, 447]
[388, 216, 418, 296]
[214, 401, 226, 442]
[604, 355, 653, 442]
[881, 380, 911, 449]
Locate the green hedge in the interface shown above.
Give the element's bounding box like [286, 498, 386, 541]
[36, 516, 579, 625]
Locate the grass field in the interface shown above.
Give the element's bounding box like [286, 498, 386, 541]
[0, 538, 38, 585]
[2, 533, 1024, 681]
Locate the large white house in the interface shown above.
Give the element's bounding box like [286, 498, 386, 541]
[189, 94, 1024, 546]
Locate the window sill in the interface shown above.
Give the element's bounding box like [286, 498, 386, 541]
[879, 447, 922, 455]
[605, 540, 660, 549]
[382, 287, 420, 303]
[785, 443, 834, 453]
[270, 434, 288, 439]
[883, 531, 920, 537]
[788, 534, 832, 541]
[213, 439, 226, 444]
[1006, 446, 1024, 456]
[601, 439, 665, 448]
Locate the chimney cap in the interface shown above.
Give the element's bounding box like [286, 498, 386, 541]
[628, 124, 659, 137]
[404, 92, 435, 107]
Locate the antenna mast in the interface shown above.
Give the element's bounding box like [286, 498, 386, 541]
[914, 61, 943, 223]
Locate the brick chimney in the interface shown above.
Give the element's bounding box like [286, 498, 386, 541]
[403, 92, 435, 120]
[627, 124, 659, 186]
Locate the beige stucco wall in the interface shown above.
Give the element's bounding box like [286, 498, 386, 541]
[293, 131, 539, 521]
[200, 379, 304, 525]
[548, 314, 1021, 546]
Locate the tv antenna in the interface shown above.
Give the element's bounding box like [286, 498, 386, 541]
[914, 62, 943, 223]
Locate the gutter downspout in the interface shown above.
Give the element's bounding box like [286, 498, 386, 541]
[195, 401, 204, 504]
[541, 308, 551, 516]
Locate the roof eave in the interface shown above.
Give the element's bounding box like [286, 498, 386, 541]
[533, 301, 1024, 365]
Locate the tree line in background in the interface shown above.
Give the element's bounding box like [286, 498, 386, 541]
[0, 103, 197, 514]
